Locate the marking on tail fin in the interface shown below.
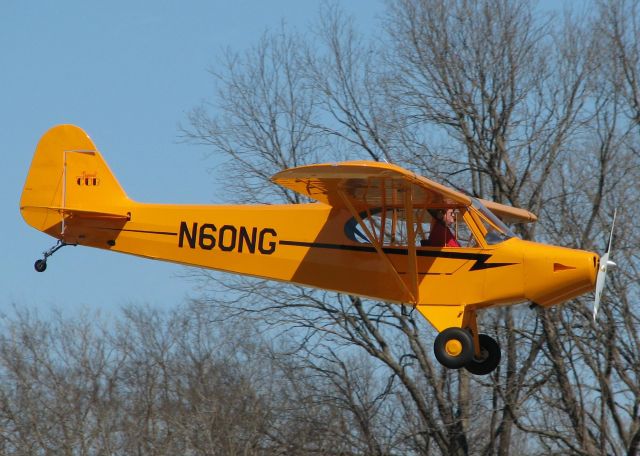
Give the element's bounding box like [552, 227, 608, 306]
[76, 172, 100, 187]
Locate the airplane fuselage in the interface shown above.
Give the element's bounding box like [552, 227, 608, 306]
[39, 200, 597, 331]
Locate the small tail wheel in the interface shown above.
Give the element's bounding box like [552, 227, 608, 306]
[465, 334, 501, 376]
[32, 240, 72, 273]
[34, 259, 47, 273]
[433, 327, 474, 369]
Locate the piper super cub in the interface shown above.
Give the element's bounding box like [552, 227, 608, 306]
[20, 125, 615, 375]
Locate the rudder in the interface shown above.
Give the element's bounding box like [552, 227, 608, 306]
[20, 125, 130, 240]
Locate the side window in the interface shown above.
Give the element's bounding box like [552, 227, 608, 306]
[345, 208, 479, 248]
[420, 208, 478, 248]
[345, 208, 426, 246]
[344, 208, 416, 246]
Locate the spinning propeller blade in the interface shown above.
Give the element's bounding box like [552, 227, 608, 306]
[593, 210, 617, 321]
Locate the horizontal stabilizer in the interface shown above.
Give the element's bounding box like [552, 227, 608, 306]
[22, 205, 130, 222]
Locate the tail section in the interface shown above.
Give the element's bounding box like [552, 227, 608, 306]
[20, 125, 131, 243]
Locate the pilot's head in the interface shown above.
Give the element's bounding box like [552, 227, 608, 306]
[430, 208, 456, 225]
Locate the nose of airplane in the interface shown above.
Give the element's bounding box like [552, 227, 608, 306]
[523, 242, 598, 307]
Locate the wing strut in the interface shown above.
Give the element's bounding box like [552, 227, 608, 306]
[337, 188, 417, 304]
[403, 185, 419, 302]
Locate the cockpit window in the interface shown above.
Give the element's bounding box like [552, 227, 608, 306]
[345, 208, 420, 246]
[345, 207, 479, 248]
[452, 210, 478, 247]
[471, 198, 516, 245]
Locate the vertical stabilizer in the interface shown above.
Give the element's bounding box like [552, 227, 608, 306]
[20, 125, 130, 239]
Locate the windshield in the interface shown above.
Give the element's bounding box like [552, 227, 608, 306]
[471, 198, 517, 244]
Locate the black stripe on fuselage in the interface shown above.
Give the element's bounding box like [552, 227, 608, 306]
[87, 228, 513, 271]
[278, 240, 515, 271]
[93, 227, 178, 236]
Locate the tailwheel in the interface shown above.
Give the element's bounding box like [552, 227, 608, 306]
[433, 327, 474, 369]
[465, 334, 501, 376]
[33, 240, 73, 272]
[34, 259, 47, 272]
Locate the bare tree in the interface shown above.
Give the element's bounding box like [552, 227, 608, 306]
[184, 26, 325, 205]
[597, 0, 640, 136]
[0, 308, 125, 455]
[0, 304, 315, 455]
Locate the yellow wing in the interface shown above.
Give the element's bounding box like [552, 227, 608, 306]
[479, 199, 537, 224]
[271, 161, 537, 223]
[272, 161, 470, 210]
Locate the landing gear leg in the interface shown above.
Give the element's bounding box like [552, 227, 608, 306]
[462, 311, 501, 375]
[34, 240, 72, 272]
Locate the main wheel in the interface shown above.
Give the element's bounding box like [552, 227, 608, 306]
[433, 327, 474, 369]
[34, 259, 47, 272]
[465, 334, 501, 376]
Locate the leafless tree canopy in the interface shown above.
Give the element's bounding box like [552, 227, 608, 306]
[5, 0, 639, 455]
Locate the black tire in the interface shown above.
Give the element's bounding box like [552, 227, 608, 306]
[465, 334, 501, 376]
[433, 327, 474, 369]
[34, 259, 47, 272]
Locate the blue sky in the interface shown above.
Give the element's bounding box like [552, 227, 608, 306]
[2, 1, 384, 315]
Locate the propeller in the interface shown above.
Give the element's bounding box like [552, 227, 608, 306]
[593, 209, 617, 321]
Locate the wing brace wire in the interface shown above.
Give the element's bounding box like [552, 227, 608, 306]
[337, 183, 419, 304]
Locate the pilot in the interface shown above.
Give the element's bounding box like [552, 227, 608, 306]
[422, 208, 460, 247]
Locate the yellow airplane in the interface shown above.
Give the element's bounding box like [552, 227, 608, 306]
[20, 125, 616, 375]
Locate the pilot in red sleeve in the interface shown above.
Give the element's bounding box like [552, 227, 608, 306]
[424, 209, 460, 247]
